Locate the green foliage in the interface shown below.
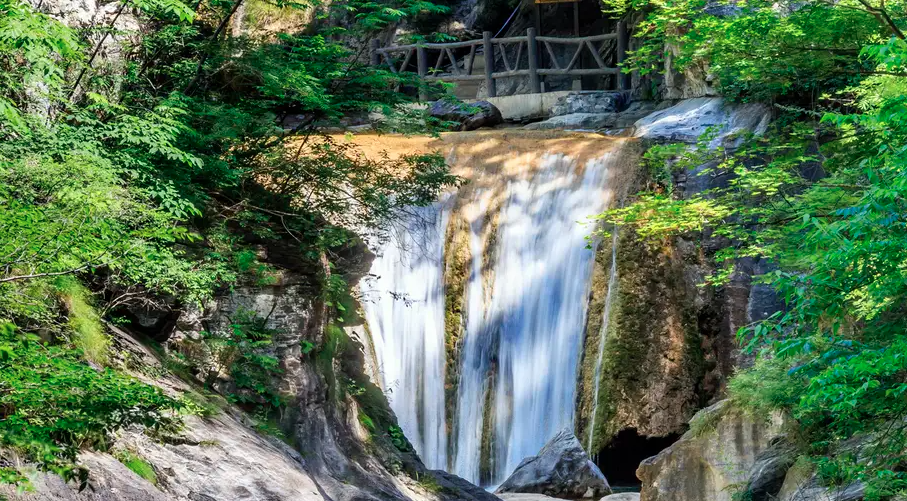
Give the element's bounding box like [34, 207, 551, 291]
[416, 473, 443, 493]
[0, 0, 459, 489]
[600, 5, 907, 492]
[388, 424, 410, 452]
[113, 450, 158, 485]
[358, 411, 376, 431]
[0, 323, 181, 489]
[183, 308, 284, 409]
[53, 277, 109, 365]
[607, 0, 903, 102]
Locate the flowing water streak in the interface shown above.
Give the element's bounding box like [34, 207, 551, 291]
[476, 152, 614, 485]
[586, 228, 619, 453]
[359, 132, 624, 484]
[361, 202, 451, 469]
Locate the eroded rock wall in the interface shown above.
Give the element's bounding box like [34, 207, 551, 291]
[636, 400, 786, 501]
[575, 98, 779, 458]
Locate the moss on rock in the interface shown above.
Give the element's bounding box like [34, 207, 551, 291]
[442, 211, 472, 459]
[577, 227, 722, 455]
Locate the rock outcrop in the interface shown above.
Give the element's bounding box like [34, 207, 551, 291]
[2, 274, 500, 501]
[632, 97, 771, 144]
[637, 400, 786, 501]
[576, 98, 781, 462]
[429, 99, 503, 131]
[776, 463, 864, 501]
[548, 91, 629, 116]
[524, 102, 662, 131]
[636, 399, 870, 501]
[496, 430, 612, 499]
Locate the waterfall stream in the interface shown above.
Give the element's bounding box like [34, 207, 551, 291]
[586, 229, 619, 453]
[358, 132, 627, 486]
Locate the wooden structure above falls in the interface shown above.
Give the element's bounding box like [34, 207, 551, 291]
[369, 23, 630, 98]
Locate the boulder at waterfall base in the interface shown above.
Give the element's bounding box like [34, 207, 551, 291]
[637, 400, 787, 501]
[496, 429, 612, 499]
[429, 99, 503, 131]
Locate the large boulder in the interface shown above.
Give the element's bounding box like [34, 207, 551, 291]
[637, 400, 786, 501]
[496, 429, 612, 499]
[429, 99, 503, 131]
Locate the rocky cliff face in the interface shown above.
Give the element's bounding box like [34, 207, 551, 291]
[636, 400, 787, 501]
[637, 400, 868, 501]
[575, 98, 780, 463]
[2, 270, 498, 501]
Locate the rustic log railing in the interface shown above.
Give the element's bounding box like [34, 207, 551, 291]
[370, 22, 630, 99]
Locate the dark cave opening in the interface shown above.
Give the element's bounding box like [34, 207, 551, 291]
[593, 428, 681, 488]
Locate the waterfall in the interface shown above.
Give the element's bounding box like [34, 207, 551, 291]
[362, 203, 451, 468]
[358, 132, 626, 485]
[586, 229, 619, 453]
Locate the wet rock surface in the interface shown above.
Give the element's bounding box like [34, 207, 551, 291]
[497, 430, 612, 499]
[632, 97, 771, 144]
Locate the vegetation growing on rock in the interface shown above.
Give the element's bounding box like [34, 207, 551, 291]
[600, 0, 907, 495]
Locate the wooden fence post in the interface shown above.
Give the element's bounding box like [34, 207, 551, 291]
[483, 31, 496, 98]
[617, 20, 630, 90]
[417, 44, 428, 101]
[527, 28, 541, 94]
[369, 38, 380, 67]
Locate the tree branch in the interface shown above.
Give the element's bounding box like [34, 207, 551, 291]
[69, 0, 132, 100]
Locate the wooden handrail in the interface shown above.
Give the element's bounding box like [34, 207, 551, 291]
[370, 25, 630, 99]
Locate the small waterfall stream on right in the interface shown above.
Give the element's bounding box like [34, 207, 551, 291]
[586, 228, 619, 453]
[357, 131, 634, 487]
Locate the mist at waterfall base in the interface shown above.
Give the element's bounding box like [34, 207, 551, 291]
[360, 133, 624, 487]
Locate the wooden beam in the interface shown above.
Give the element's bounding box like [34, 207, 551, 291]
[586, 40, 606, 69]
[543, 40, 560, 69]
[446, 48, 461, 75]
[527, 28, 541, 93]
[483, 31, 496, 98]
[370, 38, 380, 66]
[564, 42, 584, 71]
[400, 48, 414, 72]
[417, 45, 428, 100]
[466, 44, 477, 74]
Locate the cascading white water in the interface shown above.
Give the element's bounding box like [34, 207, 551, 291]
[362, 203, 451, 469]
[360, 133, 624, 485]
[586, 229, 619, 453]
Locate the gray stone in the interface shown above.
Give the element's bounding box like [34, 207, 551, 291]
[496, 429, 612, 499]
[525, 102, 660, 131]
[633, 97, 771, 145]
[0, 410, 329, 501]
[637, 400, 785, 501]
[747, 438, 797, 501]
[549, 91, 629, 116]
[600, 494, 641, 501]
[429, 99, 503, 131]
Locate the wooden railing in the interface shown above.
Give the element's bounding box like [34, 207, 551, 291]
[370, 22, 630, 99]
